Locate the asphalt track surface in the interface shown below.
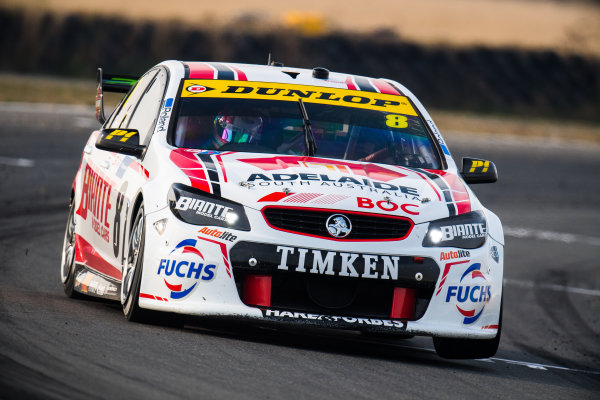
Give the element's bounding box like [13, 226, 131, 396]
[0, 103, 599, 399]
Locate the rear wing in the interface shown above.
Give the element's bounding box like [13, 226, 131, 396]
[95, 68, 139, 124]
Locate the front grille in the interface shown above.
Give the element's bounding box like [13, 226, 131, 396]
[262, 206, 413, 240]
[230, 241, 440, 321]
[233, 271, 434, 321]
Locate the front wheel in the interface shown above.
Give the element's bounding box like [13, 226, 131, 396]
[121, 204, 152, 322]
[433, 299, 503, 359]
[60, 200, 83, 298]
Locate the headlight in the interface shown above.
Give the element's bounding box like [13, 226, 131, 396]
[422, 211, 486, 249]
[168, 184, 251, 231]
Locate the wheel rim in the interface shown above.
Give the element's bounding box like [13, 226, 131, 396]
[60, 205, 76, 283]
[121, 213, 143, 304]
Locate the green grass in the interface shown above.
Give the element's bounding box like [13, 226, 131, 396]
[0, 73, 122, 107]
[1, 73, 598, 143]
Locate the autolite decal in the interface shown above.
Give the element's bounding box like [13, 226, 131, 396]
[76, 163, 113, 243]
[439, 249, 470, 261]
[157, 239, 216, 300]
[198, 227, 237, 242]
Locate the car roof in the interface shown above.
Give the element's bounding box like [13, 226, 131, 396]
[173, 61, 410, 97]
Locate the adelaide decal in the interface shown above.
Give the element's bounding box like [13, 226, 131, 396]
[246, 173, 421, 200]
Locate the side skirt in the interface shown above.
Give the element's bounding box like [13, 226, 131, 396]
[73, 263, 121, 301]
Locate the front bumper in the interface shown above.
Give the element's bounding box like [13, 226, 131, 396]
[139, 207, 503, 339]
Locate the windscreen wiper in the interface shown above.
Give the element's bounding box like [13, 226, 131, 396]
[297, 99, 317, 156]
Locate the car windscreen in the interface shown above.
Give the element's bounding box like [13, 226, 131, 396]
[170, 80, 443, 169]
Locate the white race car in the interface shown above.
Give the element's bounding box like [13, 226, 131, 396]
[61, 61, 503, 359]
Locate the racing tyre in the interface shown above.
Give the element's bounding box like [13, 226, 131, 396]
[121, 204, 184, 327]
[122, 204, 154, 322]
[60, 200, 83, 298]
[433, 298, 503, 359]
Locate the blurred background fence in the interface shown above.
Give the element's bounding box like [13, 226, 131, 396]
[1, 9, 598, 121]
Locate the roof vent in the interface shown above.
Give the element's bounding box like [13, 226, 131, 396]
[270, 61, 284, 67]
[312, 67, 329, 79]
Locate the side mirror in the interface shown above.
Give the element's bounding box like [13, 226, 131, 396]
[95, 128, 145, 157]
[95, 68, 106, 124]
[461, 157, 498, 184]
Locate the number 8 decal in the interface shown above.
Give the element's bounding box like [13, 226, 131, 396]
[385, 114, 408, 128]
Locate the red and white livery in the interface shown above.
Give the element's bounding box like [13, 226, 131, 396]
[60, 61, 504, 359]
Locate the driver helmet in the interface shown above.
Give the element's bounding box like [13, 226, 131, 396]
[213, 114, 263, 147]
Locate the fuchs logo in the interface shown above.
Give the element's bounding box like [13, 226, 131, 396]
[326, 214, 351, 238]
[445, 263, 491, 324]
[157, 239, 216, 299]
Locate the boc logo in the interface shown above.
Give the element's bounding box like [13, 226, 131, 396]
[445, 263, 491, 324]
[157, 239, 216, 300]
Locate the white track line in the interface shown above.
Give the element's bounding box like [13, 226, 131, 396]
[0, 101, 92, 115]
[403, 345, 600, 375]
[504, 279, 600, 297]
[505, 226, 600, 247]
[488, 357, 600, 374]
[0, 156, 35, 167]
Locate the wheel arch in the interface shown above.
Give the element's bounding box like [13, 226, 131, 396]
[130, 192, 145, 232]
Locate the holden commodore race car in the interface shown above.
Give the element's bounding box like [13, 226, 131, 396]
[60, 60, 504, 359]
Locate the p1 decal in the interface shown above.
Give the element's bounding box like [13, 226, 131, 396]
[157, 239, 216, 300]
[104, 129, 138, 142]
[469, 160, 490, 173]
[445, 263, 491, 324]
